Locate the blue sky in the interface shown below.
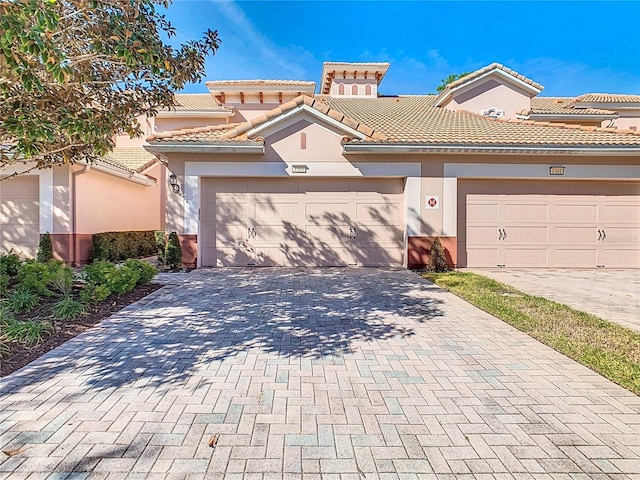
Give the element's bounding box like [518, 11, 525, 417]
[166, 1, 640, 96]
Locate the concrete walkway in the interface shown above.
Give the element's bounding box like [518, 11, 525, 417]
[1, 268, 639, 479]
[469, 269, 640, 332]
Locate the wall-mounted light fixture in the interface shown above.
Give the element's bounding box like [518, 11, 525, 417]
[169, 172, 182, 195]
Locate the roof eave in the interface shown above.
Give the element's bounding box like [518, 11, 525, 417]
[144, 143, 265, 155]
[528, 113, 618, 121]
[157, 110, 234, 118]
[343, 143, 640, 156]
[87, 160, 157, 186]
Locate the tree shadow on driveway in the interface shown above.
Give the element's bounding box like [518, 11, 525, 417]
[1, 268, 444, 392]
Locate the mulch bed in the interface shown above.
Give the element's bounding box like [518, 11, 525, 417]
[0, 283, 162, 378]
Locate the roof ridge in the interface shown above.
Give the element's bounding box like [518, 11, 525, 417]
[219, 95, 388, 141]
[147, 124, 239, 141]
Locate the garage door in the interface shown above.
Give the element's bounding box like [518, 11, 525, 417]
[459, 180, 640, 268]
[201, 177, 404, 267]
[0, 176, 40, 257]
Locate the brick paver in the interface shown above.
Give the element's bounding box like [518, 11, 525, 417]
[469, 268, 640, 332]
[1, 268, 639, 479]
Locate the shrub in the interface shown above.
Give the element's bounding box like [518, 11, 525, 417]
[82, 260, 117, 287]
[17, 259, 72, 296]
[110, 265, 140, 295]
[0, 316, 54, 346]
[154, 230, 165, 264]
[165, 231, 182, 271]
[124, 259, 158, 286]
[429, 237, 450, 273]
[51, 296, 86, 320]
[80, 283, 112, 305]
[0, 249, 22, 277]
[5, 287, 39, 314]
[36, 232, 54, 263]
[92, 231, 157, 262]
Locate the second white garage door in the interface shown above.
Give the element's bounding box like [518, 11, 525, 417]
[459, 180, 640, 268]
[200, 177, 404, 267]
[0, 175, 40, 258]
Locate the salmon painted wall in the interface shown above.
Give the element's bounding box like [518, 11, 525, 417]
[611, 111, 640, 130]
[75, 163, 164, 233]
[265, 119, 346, 163]
[446, 80, 531, 119]
[155, 116, 228, 132]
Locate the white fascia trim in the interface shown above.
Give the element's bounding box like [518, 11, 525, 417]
[145, 144, 265, 154]
[88, 161, 156, 186]
[247, 104, 367, 141]
[207, 84, 315, 95]
[528, 114, 617, 121]
[444, 163, 640, 180]
[344, 144, 640, 156]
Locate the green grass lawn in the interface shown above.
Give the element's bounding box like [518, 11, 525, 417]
[423, 271, 640, 396]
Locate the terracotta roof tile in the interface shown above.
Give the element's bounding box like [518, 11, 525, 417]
[575, 93, 640, 104]
[316, 95, 640, 147]
[161, 93, 231, 113]
[438, 63, 543, 97]
[528, 97, 617, 116]
[102, 147, 157, 172]
[147, 124, 256, 144]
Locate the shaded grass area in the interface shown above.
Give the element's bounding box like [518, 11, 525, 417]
[423, 271, 640, 396]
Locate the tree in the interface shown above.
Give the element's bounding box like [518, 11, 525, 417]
[0, 0, 220, 177]
[436, 72, 472, 93]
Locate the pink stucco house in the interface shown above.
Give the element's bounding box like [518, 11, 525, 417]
[146, 62, 640, 269]
[2, 62, 639, 268]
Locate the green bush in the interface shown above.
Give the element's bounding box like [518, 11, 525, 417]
[154, 230, 165, 263]
[429, 237, 450, 273]
[51, 296, 86, 320]
[82, 260, 117, 287]
[36, 232, 54, 263]
[110, 265, 140, 295]
[124, 259, 158, 286]
[0, 249, 22, 277]
[17, 259, 67, 296]
[165, 231, 182, 271]
[5, 286, 39, 314]
[92, 230, 157, 262]
[80, 283, 111, 305]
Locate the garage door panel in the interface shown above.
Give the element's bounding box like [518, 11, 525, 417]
[254, 201, 299, 220]
[553, 249, 598, 267]
[467, 203, 499, 222]
[555, 227, 596, 244]
[1, 176, 39, 257]
[504, 248, 548, 266]
[306, 202, 350, 221]
[600, 204, 639, 223]
[467, 226, 498, 243]
[598, 249, 640, 268]
[505, 226, 548, 243]
[467, 248, 499, 267]
[354, 202, 401, 225]
[305, 225, 349, 243]
[601, 227, 640, 244]
[553, 204, 598, 222]
[504, 203, 548, 222]
[215, 224, 248, 247]
[352, 246, 403, 267]
[1, 200, 39, 223]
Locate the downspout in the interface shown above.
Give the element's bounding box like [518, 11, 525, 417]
[71, 164, 90, 266]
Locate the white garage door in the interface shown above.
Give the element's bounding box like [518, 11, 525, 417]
[0, 176, 40, 258]
[201, 177, 404, 267]
[459, 180, 640, 268]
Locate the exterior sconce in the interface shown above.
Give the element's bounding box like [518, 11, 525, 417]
[169, 173, 182, 195]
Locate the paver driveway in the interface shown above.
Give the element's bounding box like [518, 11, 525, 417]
[469, 269, 640, 333]
[1, 268, 639, 480]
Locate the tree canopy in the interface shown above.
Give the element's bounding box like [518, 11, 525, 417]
[0, 0, 220, 176]
[436, 72, 472, 93]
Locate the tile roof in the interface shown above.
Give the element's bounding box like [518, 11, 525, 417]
[574, 93, 640, 104]
[147, 95, 640, 148]
[435, 63, 543, 107]
[316, 96, 640, 146]
[147, 124, 258, 144]
[528, 97, 617, 116]
[161, 93, 231, 113]
[218, 95, 387, 141]
[102, 147, 157, 172]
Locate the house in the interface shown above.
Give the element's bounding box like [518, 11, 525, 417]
[145, 62, 640, 269]
[3, 61, 639, 269]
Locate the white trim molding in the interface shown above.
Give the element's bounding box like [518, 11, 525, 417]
[39, 169, 54, 234]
